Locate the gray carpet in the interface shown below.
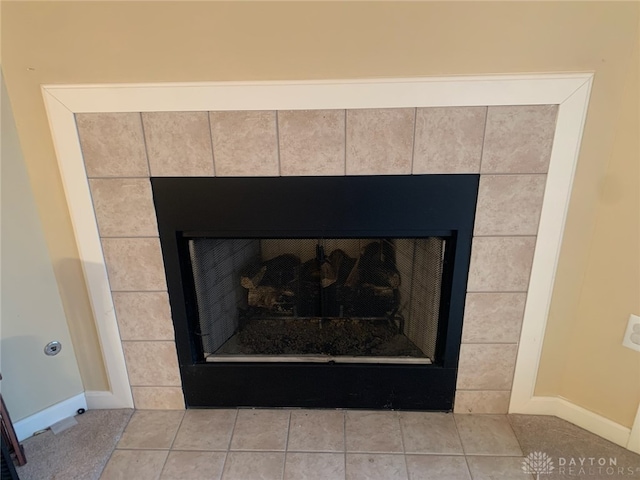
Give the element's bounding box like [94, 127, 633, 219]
[15, 409, 133, 480]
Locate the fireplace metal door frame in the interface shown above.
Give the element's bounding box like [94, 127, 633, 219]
[153, 175, 478, 410]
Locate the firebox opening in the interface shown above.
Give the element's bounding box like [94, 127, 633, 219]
[153, 175, 478, 409]
[188, 237, 446, 364]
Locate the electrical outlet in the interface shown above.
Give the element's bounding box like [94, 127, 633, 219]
[622, 314, 640, 352]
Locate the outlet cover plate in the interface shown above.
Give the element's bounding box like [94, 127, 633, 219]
[622, 314, 640, 352]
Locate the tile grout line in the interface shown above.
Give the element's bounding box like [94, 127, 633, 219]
[219, 409, 239, 479]
[451, 413, 474, 479]
[87, 175, 152, 180]
[471, 234, 539, 239]
[100, 235, 161, 239]
[207, 111, 217, 177]
[275, 111, 282, 176]
[139, 113, 153, 177]
[112, 446, 478, 455]
[343, 110, 348, 175]
[281, 410, 292, 480]
[157, 410, 187, 477]
[410, 107, 417, 175]
[111, 290, 169, 294]
[505, 414, 528, 460]
[397, 411, 412, 480]
[343, 410, 348, 479]
[478, 106, 489, 174]
[465, 290, 529, 294]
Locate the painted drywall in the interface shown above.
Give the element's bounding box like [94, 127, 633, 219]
[0, 73, 84, 421]
[1, 2, 638, 424]
[539, 35, 640, 425]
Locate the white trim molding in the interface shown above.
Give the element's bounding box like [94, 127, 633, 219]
[627, 401, 640, 454]
[508, 79, 593, 411]
[14, 393, 87, 441]
[43, 74, 604, 431]
[43, 74, 590, 113]
[43, 91, 135, 410]
[84, 390, 130, 410]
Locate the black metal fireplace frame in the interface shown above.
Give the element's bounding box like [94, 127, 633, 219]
[152, 175, 478, 410]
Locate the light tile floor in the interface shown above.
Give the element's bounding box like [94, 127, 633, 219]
[98, 409, 640, 480]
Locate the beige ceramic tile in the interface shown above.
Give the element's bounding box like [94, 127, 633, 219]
[399, 412, 463, 454]
[89, 178, 158, 237]
[346, 108, 414, 175]
[279, 110, 345, 176]
[100, 450, 168, 480]
[455, 415, 522, 456]
[160, 451, 226, 480]
[345, 411, 403, 453]
[413, 107, 486, 174]
[172, 409, 237, 451]
[230, 410, 290, 451]
[288, 410, 344, 452]
[467, 237, 536, 292]
[481, 105, 558, 174]
[454, 391, 511, 415]
[143, 112, 214, 177]
[112, 292, 175, 341]
[346, 454, 408, 480]
[123, 341, 181, 386]
[131, 387, 185, 410]
[474, 175, 547, 236]
[77, 113, 149, 178]
[116, 409, 184, 449]
[462, 293, 527, 344]
[210, 111, 278, 176]
[466, 456, 533, 479]
[102, 238, 167, 291]
[405, 455, 471, 480]
[284, 453, 345, 480]
[457, 344, 518, 391]
[221, 452, 284, 480]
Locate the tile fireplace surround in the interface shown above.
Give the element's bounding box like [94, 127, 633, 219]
[74, 104, 558, 413]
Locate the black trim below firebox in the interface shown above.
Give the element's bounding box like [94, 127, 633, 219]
[152, 175, 479, 410]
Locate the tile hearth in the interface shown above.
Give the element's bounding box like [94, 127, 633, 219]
[93, 409, 640, 480]
[76, 105, 559, 412]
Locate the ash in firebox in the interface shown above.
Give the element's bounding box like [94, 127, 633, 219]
[216, 317, 426, 357]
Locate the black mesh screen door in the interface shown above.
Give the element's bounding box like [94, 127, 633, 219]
[188, 237, 446, 363]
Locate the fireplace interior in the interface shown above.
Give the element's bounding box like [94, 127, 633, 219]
[153, 175, 478, 410]
[190, 237, 444, 362]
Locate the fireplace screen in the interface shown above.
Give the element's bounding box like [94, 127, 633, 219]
[188, 237, 446, 363]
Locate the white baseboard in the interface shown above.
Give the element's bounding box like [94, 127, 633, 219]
[627, 402, 640, 454]
[14, 393, 87, 441]
[85, 390, 132, 409]
[513, 396, 633, 450]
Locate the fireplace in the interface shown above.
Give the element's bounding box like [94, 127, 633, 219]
[153, 175, 478, 409]
[55, 83, 568, 413]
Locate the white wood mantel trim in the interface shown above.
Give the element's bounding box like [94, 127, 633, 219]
[44, 74, 590, 113]
[42, 74, 594, 416]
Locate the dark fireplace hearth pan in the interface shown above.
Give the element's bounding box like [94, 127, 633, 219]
[152, 175, 479, 411]
[182, 363, 457, 410]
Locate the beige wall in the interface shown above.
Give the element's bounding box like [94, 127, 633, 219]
[1, 73, 84, 420]
[537, 32, 640, 426]
[2, 2, 638, 425]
